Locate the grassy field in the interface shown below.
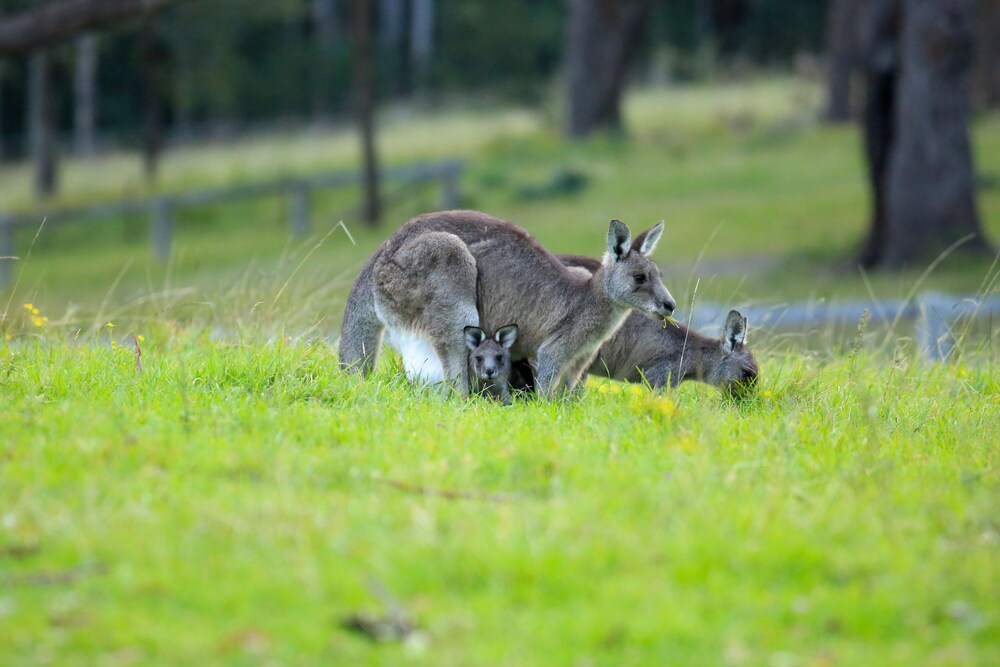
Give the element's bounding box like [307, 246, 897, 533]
[1, 328, 998, 665]
[2, 77, 1000, 319]
[2, 78, 999, 665]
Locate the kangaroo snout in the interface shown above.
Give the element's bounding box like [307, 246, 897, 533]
[659, 298, 676, 317]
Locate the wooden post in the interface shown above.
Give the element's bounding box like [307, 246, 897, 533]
[441, 166, 459, 210]
[0, 215, 13, 287]
[289, 184, 310, 238]
[916, 292, 954, 362]
[150, 198, 172, 261]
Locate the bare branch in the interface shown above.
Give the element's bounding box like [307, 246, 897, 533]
[0, 0, 189, 56]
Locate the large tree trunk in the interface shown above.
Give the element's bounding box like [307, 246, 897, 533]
[74, 33, 98, 156]
[859, 0, 991, 268]
[824, 0, 860, 123]
[29, 51, 59, 199]
[564, 0, 654, 138]
[353, 0, 380, 225]
[882, 0, 988, 266]
[973, 0, 1000, 109]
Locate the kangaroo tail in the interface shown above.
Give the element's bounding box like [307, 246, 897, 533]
[339, 249, 384, 375]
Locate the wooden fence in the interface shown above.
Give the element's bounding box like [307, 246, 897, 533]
[0, 159, 464, 285]
[688, 292, 1000, 361]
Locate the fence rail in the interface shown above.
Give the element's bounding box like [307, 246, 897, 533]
[689, 292, 1000, 361]
[0, 159, 464, 285]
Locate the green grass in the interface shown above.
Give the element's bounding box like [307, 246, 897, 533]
[1, 78, 999, 664]
[1, 328, 998, 665]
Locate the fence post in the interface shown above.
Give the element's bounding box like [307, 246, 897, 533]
[916, 292, 955, 362]
[440, 164, 460, 210]
[0, 215, 13, 287]
[289, 184, 310, 238]
[150, 198, 172, 261]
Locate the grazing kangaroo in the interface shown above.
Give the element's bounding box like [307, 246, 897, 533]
[510, 255, 759, 396]
[464, 324, 518, 404]
[339, 210, 676, 398]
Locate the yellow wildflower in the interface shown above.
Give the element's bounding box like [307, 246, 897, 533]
[632, 394, 678, 420]
[761, 390, 773, 398]
[105, 322, 115, 329]
[31, 316, 48, 327]
[23, 303, 33, 311]
[137, 335, 145, 343]
[628, 385, 644, 396]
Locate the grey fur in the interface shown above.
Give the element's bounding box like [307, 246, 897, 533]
[465, 324, 517, 404]
[552, 254, 759, 395]
[339, 210, 675, 398]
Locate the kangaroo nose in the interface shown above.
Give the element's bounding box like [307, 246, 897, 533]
[485, 368, 496, 378]
[662, 300, 676, 316]
[742, 368, 757, 384]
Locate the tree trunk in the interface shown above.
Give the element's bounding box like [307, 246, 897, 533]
[856, 0, 899, 268]
[824, 0, 860, 123]
[313, 0, 337, 119]
[378, 0, 405, 94]
[29, 51, 59, 199]
[564, 0, 654, 139]
[973, 0, 1000, 109]
[410, 0, 434, 87]
[858, 0, 991, 268]
[379, 0, 404, 46]
[354, 0, 380, 225]
[74, 33, 98, 156]
[0, 66, 5, 165]
[142, 14, 166, 182]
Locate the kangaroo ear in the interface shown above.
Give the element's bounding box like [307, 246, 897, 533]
[637, 221, 665, 257]
[605, 219, 632, 263]
[722, 310, 747, 353]
[495, 324, 518, 349]
[464, 326, 486, 351]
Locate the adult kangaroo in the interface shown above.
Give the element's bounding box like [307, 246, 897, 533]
[510, 254, 759, 396]
[339, 210, 675, 398]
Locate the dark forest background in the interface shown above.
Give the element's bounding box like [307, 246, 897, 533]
[0, 0, 830, 153]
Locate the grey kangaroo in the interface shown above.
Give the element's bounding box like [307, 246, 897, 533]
[510, 254, 759, 396]
[339, 210, 675, 398]
[464, 324, 518, 404]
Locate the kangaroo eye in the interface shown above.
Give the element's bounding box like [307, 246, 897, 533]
[495, 355, 504, 364]
[475, 355, 484, 363]
[633, 274, 647, 284]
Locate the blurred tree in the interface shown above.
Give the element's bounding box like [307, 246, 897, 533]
[410, 0, 433, 89]
[974, 0, 1000, 108]
[858, 0, 991, 268]
[73, 32, 97, 155]
[565, 0, 654, 138]
[823, 0, 860, 122]
[28, 50, 58, 197]
[0, 62, 5, 165]
[312, 0, 338, 119]
[354, 0, 380, 224]
[141, 13, 166, 180]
